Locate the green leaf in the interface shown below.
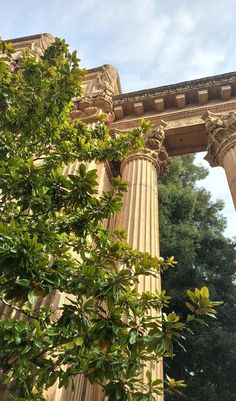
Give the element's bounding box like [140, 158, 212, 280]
[200, 286, 209, 298]
[27, 291, 35, 305]
[14, 335, 21, 345]
[129, 330, 137, 345]
[185, 302, 195, 312]
[79, 163, 86, 178]
[74, 337, 83, 346]
[16, 278, 30, 288]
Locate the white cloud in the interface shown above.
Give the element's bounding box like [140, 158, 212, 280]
[184, 48, 226, 80]
[176, 11, 195, 34]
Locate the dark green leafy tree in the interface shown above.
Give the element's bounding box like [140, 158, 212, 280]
[0, 39, 221, 401]
[159, 155, 236, 401]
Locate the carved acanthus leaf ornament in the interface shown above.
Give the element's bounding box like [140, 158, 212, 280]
[203, 110, 236, 167]
[121, 121, 169, 176]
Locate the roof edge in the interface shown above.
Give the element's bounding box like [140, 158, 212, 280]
[114, 70, 236, 100]
[5, 33, 53, 43]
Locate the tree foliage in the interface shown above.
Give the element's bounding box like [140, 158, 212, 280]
[159, 155, 236, 401]
[0, 39, 221, 401]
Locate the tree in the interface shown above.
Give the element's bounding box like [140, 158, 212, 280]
[159, 155, 236, 401]
[0, 39, 220, 401]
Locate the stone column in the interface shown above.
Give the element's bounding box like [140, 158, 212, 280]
[45, 161, 113, 401]
[202, 110, 236, 209]
[115, 121, 168, 400]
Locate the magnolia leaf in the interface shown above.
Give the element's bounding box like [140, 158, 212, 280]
[74, 337, 84, 346]
[16, 278, 30, 288]
[27, 291, 36, 305]
[79, 163, 86, 178]
[200, 286, 209, 298]
[185, 302, 195, 312]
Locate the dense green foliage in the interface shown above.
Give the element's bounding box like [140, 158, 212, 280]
[159, 155, 236, 401]
[0, 39, 221, 401]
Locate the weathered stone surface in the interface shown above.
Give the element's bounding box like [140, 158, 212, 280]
[114, 123, 167, 401]
[203, 110, 236, 208]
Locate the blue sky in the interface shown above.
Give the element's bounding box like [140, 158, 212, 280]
[1, 0, 235, 237]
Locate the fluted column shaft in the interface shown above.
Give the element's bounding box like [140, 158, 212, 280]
[45, 162, 112, 401]
[222, 147, 236, 206]
[116, 122, 168, 401]
[119, 152, 160, 260]
[203, 110, 236, 208]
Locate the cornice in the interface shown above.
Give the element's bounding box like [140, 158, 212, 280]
[111, 71, 236, 126]
[109, 99, 236, 130]
[109, 100, 236, 156]
[113, 71, 236, 102]
[5, 33, 49, 43]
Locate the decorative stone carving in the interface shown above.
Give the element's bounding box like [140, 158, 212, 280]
[7, 34, 55, 70]
[93, 65, 120, 97]
[71, 106, 115, 123]
[145, 121, 168, 174]
[121, 121, 168, 176]
[28, 33, 55, 57]
[203, 110, 236, 167]
[73, 65, 120, 122]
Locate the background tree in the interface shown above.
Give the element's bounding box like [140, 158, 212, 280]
[159, 155, 236, 401]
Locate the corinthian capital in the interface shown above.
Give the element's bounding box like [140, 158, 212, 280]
[202, 110, 236, 167]
[121, 121, 169, 176]
[145, 120, 167, 150]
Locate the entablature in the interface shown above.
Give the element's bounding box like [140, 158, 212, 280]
[110, 72, 236, 156]
[113, 71, 236, 117]
[110, 99, 236, 156]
